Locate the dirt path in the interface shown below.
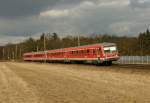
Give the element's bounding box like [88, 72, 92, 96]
[0, 62, 150, 103]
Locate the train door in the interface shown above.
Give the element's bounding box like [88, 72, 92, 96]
[97, 48, 102, 62]
[97, 48, 100, 57]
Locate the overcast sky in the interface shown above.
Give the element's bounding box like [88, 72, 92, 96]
[0, 0, 150, 45]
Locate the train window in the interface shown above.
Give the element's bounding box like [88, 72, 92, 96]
[57, 52, 61, 56]
[79, 50, 82, 55]
[75, 51, 78, 55]
[84, 50, 87, 54]
[61, 52, 63, 56]
[25, 55, 32, 57]
[75, 50, 78, 55]
[35, 54, 43, 57]
[71, 51, 73, 54]
[82, 50, 84, 54]
[72, 51, 77, 55]
[78, 50, 81, 54]
[81, 50, 84, 54]
[83, 50, 85, 54]
[87, 50, 90, 54]
[48, 53, 51, 56]
[93, 49, 97, 54]
[74, 51, 76, 55]
[72, 51, 74, 55]
[79, 50, 82, 54]
[51, 53, 54, 56]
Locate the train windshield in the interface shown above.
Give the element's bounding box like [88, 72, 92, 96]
[104, 46, 117, 53]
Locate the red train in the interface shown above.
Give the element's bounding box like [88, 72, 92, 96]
[23, 42, 119, 65]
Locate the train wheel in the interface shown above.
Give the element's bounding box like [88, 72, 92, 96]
[103, 61, 112, 66]
[92, 60, 98, 65]
[71, 61, 76, 64]
[107, 61, 112, 66]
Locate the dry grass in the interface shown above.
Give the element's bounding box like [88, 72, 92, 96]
[0, 62, 150, 103]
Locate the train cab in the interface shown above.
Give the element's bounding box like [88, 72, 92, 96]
[101, 43, 119, 65]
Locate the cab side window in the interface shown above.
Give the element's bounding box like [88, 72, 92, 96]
[98, 48, 101, 54]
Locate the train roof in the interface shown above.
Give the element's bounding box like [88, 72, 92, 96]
[23, 51, 47, 55]
[24, 42, 116, 55]
[100, 42, 116, 47]
[47, 42, 116, 53]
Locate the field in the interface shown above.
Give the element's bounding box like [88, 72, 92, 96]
[0, 62, 150, 103]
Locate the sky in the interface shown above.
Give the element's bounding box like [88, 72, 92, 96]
[0, 0, 150, 45]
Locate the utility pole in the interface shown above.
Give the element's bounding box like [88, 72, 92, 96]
[78, 34, 80, 46]
[12, 51, 15, 61]
[43, 33, 47, 63]
[7, 49, 9, 60]
[19, 47, 22, 59]
[37, 45, 39, 52]
[15, 44, 18, 60]
[140, 38, 143, 56]
[3, 47, 5, 60]
[44, 34, 46, 51]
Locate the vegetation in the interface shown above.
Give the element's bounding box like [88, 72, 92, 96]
[0, 29, 150, 60]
